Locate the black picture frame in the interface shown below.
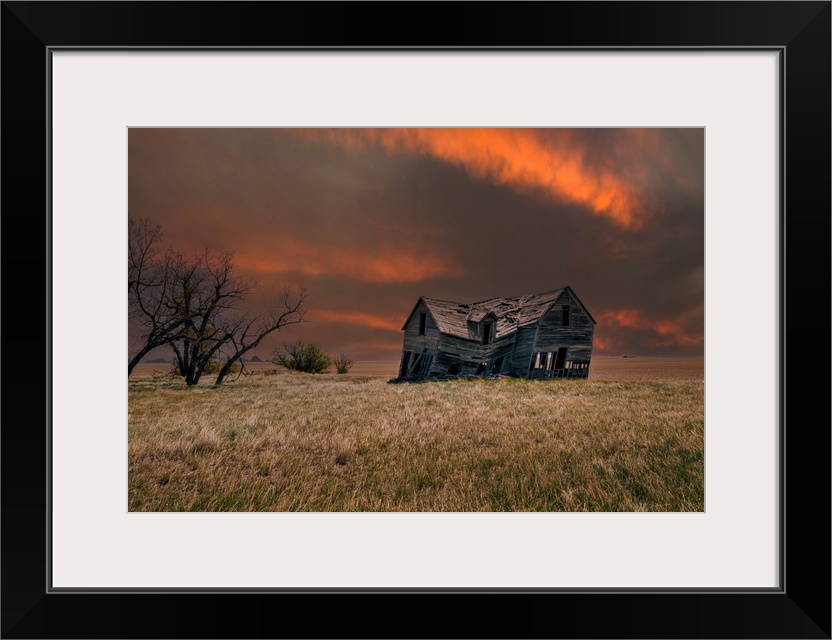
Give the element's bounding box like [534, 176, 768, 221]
[2, 2, 829, 638]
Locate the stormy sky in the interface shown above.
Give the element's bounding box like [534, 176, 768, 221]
[128, 128, 704, 361]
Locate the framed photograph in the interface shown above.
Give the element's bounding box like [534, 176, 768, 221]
[3, 2, 829, 638]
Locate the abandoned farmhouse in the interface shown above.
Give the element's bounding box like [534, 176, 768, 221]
[397, 286, 596, 380]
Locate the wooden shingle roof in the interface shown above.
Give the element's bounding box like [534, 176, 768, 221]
[406, 287, 595, 341]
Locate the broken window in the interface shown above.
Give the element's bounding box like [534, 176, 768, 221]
[409, 353, 422, 375]
[448, 362, 461, 375]
[482, 321, 494, 345]
[533, 352, 555, 370]
[562, 305, 570, 327]
[400, 351, 411, 377]
[418, 313, 426, 335]
[492, 357, 504, 374]
[475, 362, 487, 375]
[554, 347, 568, 370]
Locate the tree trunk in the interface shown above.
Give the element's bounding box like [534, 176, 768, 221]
[215, 356, 242, 386]
[128, 344, 157, 375]
[215, 365, 231, 386]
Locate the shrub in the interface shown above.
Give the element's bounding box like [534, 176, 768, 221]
[273, 341, 332, 373]
[333, 353, 354, 374]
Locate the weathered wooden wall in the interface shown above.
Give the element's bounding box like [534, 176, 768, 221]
[531, 291, 594, 370]
[400, 301, 441, 377]
[432, 334, 516, 376]
[509, 326, 538, 376]
[402, 301, 441, 351]
[397, 290, 595, 380]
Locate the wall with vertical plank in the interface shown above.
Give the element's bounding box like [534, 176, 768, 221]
[402, 301, 441, 353]
[509, 326, 538, 376]
[532, 291, 594, 363]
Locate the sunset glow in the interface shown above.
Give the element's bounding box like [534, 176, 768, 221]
[236, 241, 463, 284]
[312, 310, 403, 332]
[299, 128, 658, 228]
[596, 309, 704, 351]
[129, 127, 704, 360]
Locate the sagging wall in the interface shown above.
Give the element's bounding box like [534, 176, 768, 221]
[509, 326, 538, 376]
[432, 333, 516, 377]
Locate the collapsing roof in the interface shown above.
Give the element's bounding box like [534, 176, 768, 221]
[402, 287, 596, 342]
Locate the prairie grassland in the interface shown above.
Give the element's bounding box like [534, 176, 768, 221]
[128, 370, 703, 512]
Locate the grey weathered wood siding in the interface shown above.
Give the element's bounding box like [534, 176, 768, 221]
[396, 288, 595, 380]
[509, 326, 538, 376]
[532, 291, 594, 363]
[402, 301, 441, 355]
[432, 334, 516, 375]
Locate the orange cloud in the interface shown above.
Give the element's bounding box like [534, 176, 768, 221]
[369, 341, 405, 351]
[602, 309, 642, 329]
[236, 239, 463, 284]
[298, 129, 648, 229]
[312, 309, 403, 332]
[593, 336, 614, 352]
[598, 309, 702, 347]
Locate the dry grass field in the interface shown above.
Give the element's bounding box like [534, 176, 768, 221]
[128, 356, 703, 512]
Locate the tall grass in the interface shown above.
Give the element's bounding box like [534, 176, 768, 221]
[128, 373, 703, 512]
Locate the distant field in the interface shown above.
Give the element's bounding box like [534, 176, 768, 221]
[589, 356, 703, 382]
[128, 356, 704, 512]
[131, 355, 704, 382]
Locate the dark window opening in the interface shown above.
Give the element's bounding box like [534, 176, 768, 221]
[476, 362, 487, 375]
[530, 352, 545, 375]
[532, 352, 556, 371]
[530, 350, 570, 377]
[492, 357, 504, 374]
[448, 362, 461, 375]
[418, 312, 426, 335]
[562, 306, 570, 327]
[482, 321, 494, 345]
[400, 351, 411, 377]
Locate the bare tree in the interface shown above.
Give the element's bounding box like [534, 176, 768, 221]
[166, 248, 307, 386]
[129, 216, 307, 384]
[214, 287, 308, 385]
[128, 217, 185, 375]
[167, 248, 256, 386]
[333, 353, 354, 374]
